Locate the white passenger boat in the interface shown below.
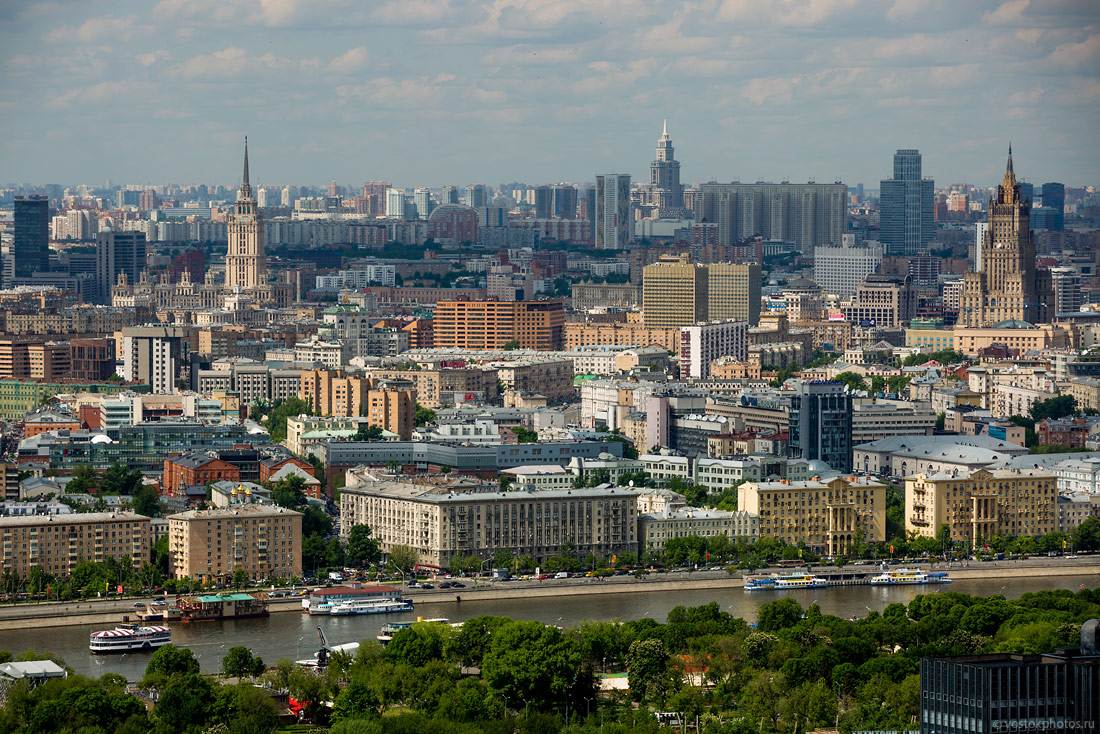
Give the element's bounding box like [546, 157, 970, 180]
[89, 624, 172, 654]
[870, 569, 951, 585]
[745, 573, 829, 591]
[328, 597, 414, 616]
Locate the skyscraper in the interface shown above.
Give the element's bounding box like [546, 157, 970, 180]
[595, 174, 632, 249]
[385, 188, 407, 218]
[96, 230, 147, 305]
[552, 185, 577, 219]
[642, 255, 761, 328]
[788, 380, 853, 472]
[13, 195, 49, 279]
[1041, 182, 1065, 231]
[879, 149, 934, 256]
[464, 184, 489, 209]
[441, 185, 459, 205]
[535, 186, 552, 219]
[959, 146, 1053, 326]
[583, 187, 597, 242]
[650, 120, 683, 211]
[225, 139, 266, 292]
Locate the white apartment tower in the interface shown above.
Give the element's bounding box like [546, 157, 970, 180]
[596, 174, 633, 249]
[680, 320, 749, 379]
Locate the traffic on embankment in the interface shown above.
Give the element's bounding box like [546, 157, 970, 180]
[1, 555, 1097, 630]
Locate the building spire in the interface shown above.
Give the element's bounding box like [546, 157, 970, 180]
[662, 118, 668, 137]
[1006, 142, 1013, 177]
[238, 136, 252, 201]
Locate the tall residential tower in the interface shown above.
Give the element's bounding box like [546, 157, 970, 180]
[225, 139, 266, 292]
[650, 120, 683, 212]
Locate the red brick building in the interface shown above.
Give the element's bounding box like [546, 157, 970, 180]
[1037, 416, 1100, 448]
[162, 453, 240, 497]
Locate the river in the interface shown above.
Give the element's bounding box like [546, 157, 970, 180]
[3, 574, 1096, 681]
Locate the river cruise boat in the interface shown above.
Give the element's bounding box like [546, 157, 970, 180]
[89, 624, 172, 653]
[744, 573, 829, 591]
[870, 569, 951, 585]
[329, 597, 414, 616]
[178, 592, 269, 622]
[376, 618, 450, 644]
[302, 584, 406, 615]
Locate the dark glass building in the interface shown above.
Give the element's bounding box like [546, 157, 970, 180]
[920, 620, 1100, 734]
[880, 149, 935, 256]
[13, 195, 49, 279]
[1042, 182, 1065, 231]
[787, 380, 853, 472]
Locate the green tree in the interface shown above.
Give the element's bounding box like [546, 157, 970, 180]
[302, 506, 333, 538]
[271, 474, 308, 510]
[65, 464, 99, 494]
[260, 396, 314, 443]
[143, 644, 199, 686]
[129, 483, 161, 517]
[493, 547, 514, 570]
[481, 620, 586, 712]
[833, 371, 868, 392]
[511, 426, 538, 443]
[414, 404, 437, 426]
[221, 646, 265, 679]
[347, 524, 382, 566]
[155, 671, 216, 732]
[331, 679, 382, 723]
[210, 682, 281, 732]
[101, 462, 144, 496]
[303, 535, 327, 573]
[355, 424, 385, 441]
[502, 339, 520, 351]
[757, 597, 804, 633]
[1071, 516, 1100, 551]
[1030, 394, 1077, 422]
[231, 567, 249, 590]
[388, 544, 419, 577]
[625, 638, 675, 702]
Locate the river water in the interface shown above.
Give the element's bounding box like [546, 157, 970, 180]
[3, 574, 1097, 681]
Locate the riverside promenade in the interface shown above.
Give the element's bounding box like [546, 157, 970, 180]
[1, 557, 1096, 631]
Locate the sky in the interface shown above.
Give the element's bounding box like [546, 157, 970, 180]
[2, 0, 1098, 191]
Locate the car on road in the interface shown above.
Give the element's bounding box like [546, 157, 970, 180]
[420, 583, 434, 589]
[536, 574, 550, 580]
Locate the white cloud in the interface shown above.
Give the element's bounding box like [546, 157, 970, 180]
[136, 51, 171, 67]
[43, 15, 149, 44]
[984, 0, 1029, 25]
[328, 47, 369, 73]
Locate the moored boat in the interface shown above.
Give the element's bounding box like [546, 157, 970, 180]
[89, 624, 172, 654]
[870, 568, 950, 585]
[178, 592, 269, 622]
[745, 573, 828, 591]
[376, 618, 449, 644]
[329, 597, 413, 616]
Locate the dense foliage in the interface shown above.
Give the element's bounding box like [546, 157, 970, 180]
[0, 588, 1097, 733]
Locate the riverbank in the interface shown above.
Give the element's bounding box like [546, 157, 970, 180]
[1, 560, 1097, 630]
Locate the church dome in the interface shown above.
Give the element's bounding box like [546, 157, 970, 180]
[991, 319, 1035, 329]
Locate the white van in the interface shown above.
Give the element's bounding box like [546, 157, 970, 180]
[554, 571, 571, 579]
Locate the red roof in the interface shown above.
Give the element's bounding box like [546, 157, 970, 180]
[309, 585, 400, 597]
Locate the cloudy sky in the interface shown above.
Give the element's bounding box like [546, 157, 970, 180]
[2, 0, 1098, 191]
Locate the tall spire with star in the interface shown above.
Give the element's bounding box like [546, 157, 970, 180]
[226, 137, 265, 293]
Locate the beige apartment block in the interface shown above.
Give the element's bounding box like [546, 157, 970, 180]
[738, 475, 886, 555]
[905, 468, 1056, 545]
[340, 477, 640, 566]
[0, 512, 152, 578]
[642, 254, 707, 329]
[168, 504, 302, 582]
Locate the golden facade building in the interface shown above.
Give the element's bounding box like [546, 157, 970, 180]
[0, 512, 152, 578]
[905, 468, 1056, 544]
[299, 370, 415, 437]
[167, 503, 302, 582]
[432, 299, 564, 350]
[642, 254, 707, 329]
[707, 262, 762, 325]
[953, 322, 1074, 356]
[365, 379, 416, 440]
[960, 148, 1054, 327]
[225, 140, 266, 294]
[738, 475, 886, 555]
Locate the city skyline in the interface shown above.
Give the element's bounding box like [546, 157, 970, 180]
[1, 0, 1098, 189]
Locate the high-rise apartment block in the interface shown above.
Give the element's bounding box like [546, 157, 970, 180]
[695, 182, 846, 251]
[813, 241, 883, 297]
[464, 184, 489, 209]
[413, 187, 433, 220]
[680, 321, 749, 379]
[595, 174, 633, 249]
[95, 230, 146, 305]
[843, 275, 917, 328]
[225, 140, 266, 292]
[642, 255, 761, 329]
[13, 195, 49, 280]
[960, 147, 1054, 326]
[879, 149, 934, 256]
[1050, 267, 1082, 316]
[788, 380, 853, 472]
[432, 299, 565, 350]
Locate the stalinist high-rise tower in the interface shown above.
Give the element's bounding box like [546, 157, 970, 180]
[959, 146, 1052, 326]
[226, 138, 265, 293]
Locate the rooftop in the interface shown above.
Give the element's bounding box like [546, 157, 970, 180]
[167, 504, 302, 520]
[0, 511, 148, 527]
